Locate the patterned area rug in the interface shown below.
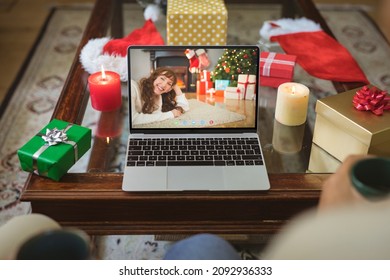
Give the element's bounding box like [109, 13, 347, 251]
[1, 3, 390, 259]
[0, 6, 91, 218]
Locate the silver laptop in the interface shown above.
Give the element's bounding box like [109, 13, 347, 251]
[122, 45, 270, 191]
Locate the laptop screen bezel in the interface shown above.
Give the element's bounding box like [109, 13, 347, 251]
[127, 45, 260, 134]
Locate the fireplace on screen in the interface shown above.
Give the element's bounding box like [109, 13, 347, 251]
[149, 50, 195, 92]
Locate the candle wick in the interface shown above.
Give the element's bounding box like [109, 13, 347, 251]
[101, 65, 107, 81]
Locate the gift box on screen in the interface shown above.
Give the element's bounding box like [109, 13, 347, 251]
[260, 52, 296, 88]
[197, 70, 213, 95]
[200, 70, 211, 81]
[196, 80, 213, 95]
[224, 87, 243, 100]
[312, 85, 390, 162]
[167, 0, 227, 45]
[214, 79, 230, 96]
[237, 74, 256, 100]
[18, 119, 91, 181]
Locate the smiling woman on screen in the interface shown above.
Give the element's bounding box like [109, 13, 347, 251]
[131, 67, 190, 125]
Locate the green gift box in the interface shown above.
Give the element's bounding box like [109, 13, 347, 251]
[17, 119, 91, 181]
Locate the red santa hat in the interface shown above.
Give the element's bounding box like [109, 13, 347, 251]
[260, 18, 369, 84]
[80, 19, 164, 81]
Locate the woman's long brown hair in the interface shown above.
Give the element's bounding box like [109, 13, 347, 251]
[139, 67, 183, 114]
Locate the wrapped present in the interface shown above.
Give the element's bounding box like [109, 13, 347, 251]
[196, 80, 213, 95]
[214, 79, 230, 96]
[197, 70, 214, 95]
[18, 119, 91, 181]
[224, 87, 243, 100]
[260, 52, 296, 88]
[215, 79, 230, 90]
[167, 0, 227, 45]
[237, 74, 256, 100]
[308, 143, 341, 173]
[200, 70, 211, 81]
[214, 90, 224, 96]
[312, 85, 390, 162]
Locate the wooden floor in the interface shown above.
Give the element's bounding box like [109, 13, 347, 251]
[0, 0, 93, 107]
[0, 0, 389, 107]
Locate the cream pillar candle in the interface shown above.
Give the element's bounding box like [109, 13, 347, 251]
[275, 82, 310, 126]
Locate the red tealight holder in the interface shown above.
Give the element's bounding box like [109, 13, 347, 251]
[88, 66, 122, 112]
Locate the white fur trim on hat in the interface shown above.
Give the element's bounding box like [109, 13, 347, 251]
[144, 4, 161, 22]
[259, 17, 322, 41]
[80, 37, 128, 82]
[195, 49, 206, 55]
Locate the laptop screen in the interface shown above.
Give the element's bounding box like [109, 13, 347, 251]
[127, 45, 259, 133]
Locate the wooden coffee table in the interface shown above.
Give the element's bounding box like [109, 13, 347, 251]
[21, 0, 365, 235]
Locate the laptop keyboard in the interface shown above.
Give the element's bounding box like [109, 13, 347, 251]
[126, 137, 264, 167]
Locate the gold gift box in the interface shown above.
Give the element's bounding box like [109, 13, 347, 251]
[312, 86, 390, 162]
[167, 0, 228, 45]
[307, 143, 341, 173]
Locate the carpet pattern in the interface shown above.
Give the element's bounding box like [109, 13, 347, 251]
[1, 3, 390, 259]
[0, 6, 91, 219]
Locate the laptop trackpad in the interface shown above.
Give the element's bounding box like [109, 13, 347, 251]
[167, 166, 225, 191]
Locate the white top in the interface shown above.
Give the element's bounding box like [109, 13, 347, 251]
[263, 198, 390, 259]
[130, 80, 190, 125]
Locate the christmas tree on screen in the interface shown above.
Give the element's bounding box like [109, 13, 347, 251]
[212, 48, 258, 86]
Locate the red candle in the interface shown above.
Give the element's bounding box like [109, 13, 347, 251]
[88, 67, 122, 112]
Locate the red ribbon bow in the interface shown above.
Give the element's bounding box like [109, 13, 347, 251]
[352, 86, 390, 116]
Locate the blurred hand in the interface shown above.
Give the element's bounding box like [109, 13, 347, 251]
[171, 109, 183, 117]
[173, 84, 183, 96]
[318, 154, 373, 211]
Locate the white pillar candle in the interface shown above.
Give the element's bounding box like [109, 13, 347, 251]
[275, 82, 310, 126]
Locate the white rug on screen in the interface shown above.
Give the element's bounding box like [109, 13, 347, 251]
[134, 99, 247, 129]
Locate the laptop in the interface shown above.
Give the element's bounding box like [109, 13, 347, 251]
[122, 45, 270, 191]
